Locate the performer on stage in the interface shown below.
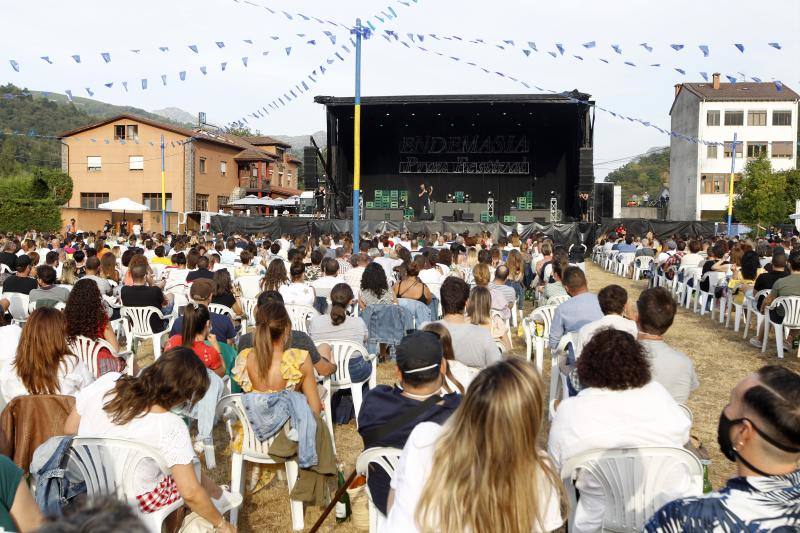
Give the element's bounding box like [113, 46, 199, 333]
[418, 183, 433, 215]
[578, 192, 590, 221]
[314, 185, 326, 218]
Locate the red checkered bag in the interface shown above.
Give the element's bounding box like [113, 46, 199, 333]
[136, 475, 181, 513]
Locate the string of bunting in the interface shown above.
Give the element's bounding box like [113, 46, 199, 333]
[379, 30, 788, 86]
[384, 36, 790, 147]
[0, 128, 212, 150]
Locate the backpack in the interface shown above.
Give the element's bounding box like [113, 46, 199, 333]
[34, 436, 87, 517]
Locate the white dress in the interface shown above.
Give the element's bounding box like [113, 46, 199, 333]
[279, 282, 316, 307]
[387, 422, 564, 532]
[0, 354, 94, 404]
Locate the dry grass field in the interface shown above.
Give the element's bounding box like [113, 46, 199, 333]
[196, 261, 800, 532]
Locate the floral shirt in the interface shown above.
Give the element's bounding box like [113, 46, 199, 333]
[645, 470, 800, 532]
[232, 348, 308, 393]
[304, 265, 321, 282]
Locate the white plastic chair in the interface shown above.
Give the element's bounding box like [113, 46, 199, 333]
[286, 304, 319, 333]
[0, 264, 12, 275]
[217, 394, 303, 529]
[236, 276, 262, 299]
[693, 272, 726, 315]
[546, 294, 571, 306]
[121, 306, 176, 361]
[6, 292, 30, 325]
[724, 290, 748, 332]
[208, 303, 245, 338]
[548, 332, 577, 421]
[316, 340, 377, 428]
[560, 446, 704, 533]
[355, 447, 403, 533]
[615, 253, 635, 277]
[742, 289, 770, 340]
[240, 297, 258, 328]
[762, 296, 800, 358]
[632, 256, 654, 281]
[69, 437, 187, 533]
[673, 266, 699, 307]
[682, 269, 702, 309]
[68, 335, 135, 377]
[523, 304, 557, 373]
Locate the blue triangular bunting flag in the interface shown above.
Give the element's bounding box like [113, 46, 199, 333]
[101, 53, 111, 63]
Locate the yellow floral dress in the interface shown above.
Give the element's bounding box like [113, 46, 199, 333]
[232, 348, 308, 393]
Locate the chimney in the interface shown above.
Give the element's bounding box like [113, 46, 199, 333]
[712, 73, 721, 90]
[674, 84, 682, 97]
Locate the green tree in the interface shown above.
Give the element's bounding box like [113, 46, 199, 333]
[733, 157, 793, 227]
[604, 148, 669, 199]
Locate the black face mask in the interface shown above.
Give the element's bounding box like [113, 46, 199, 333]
[717, 411, 800, 477]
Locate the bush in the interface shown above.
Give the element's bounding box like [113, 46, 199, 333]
[0, 198, 61, 232]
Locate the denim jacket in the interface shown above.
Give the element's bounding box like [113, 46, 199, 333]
[34, 436, 86, 517]
[397, 298, 432, 329]
[361, 304, 414, 354]
[242, 390, 318, 468]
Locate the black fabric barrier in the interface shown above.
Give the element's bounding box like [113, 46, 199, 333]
[598, 219, 718, 240]
[209, 216, 599, 246]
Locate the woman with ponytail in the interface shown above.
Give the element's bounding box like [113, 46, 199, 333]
[308, 283, 372, 386]
[232, 302, 322, 413]
[164, 304, 225, 377]
[63, 348, 239, 532]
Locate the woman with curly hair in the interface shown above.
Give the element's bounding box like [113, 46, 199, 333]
[64, 278, 127, 376]
[358, 262, 395, 309]
[547, 328, 690, 533]
[261, 258, 289, 292]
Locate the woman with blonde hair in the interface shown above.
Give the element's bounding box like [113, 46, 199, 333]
[466, 286, 511, 352]
[387, 358, 565, 532]
[59, 258, 79, 285]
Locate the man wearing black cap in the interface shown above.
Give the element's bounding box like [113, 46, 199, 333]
[357, 330, 461, 517]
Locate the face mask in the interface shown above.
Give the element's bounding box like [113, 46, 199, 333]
[717, 410, 800, 476]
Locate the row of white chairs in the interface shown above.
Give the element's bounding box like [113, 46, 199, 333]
[598, 249, 800, 359]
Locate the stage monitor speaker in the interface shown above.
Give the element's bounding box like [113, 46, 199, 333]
[593, 182, 614, 219]
[579, 147, 594, 192]
[461, 213, 475, 222]
[453, 209, 464, 222]
[303, 147, 318, 190]
[419, 213, 434, 221]
[442, 216, 455, 222]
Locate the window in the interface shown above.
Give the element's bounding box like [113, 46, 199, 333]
[701, 174, 740, 194]
[129, 155, 144, 170]
[773, 110, 792, 126]
[113, 124, 138, 140]
[217, 196, 229, 209]
[87, 156, 102, 171]
[707, 144, 718, 159]
[195, 194, 209, 211]
[747, 142, 767, 158]
[772, 141, 793, 158]
[706, 110, 720, 126]
[724, 111, 744, 126]
[80, 192, 109, 209]
[747, 111, 767, 126]
[142, 193, 172, 211]
[251, 164, 258, 178]
[199, 158, 207, 174]
[220, 161, 227, 176]
[724, 141, 743, 158]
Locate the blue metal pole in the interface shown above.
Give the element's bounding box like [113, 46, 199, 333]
[161, 134, 166, 231]
[726, 132, 737, 237]
[353, 18, 362, 241]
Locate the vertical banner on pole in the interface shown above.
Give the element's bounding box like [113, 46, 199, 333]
[353, 18, 363, 241]
[161, 134, 167, 231]
[726, 132, 737, 237]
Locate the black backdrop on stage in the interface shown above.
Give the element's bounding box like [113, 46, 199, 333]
[209, 216, 597, 246]
[315, 93, 594, 220]
[598, 219, 718, 240]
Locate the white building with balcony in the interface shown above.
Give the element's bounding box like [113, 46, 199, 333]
[668, 74, 798, 220]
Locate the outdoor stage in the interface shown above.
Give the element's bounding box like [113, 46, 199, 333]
[314, 92, 595, 222]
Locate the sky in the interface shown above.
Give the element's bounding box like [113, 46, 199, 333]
[2, 0, 799, 179]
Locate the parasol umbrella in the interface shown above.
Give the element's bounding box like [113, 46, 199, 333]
[229, 195, 270, 206]
[97, 197, 149, 226]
